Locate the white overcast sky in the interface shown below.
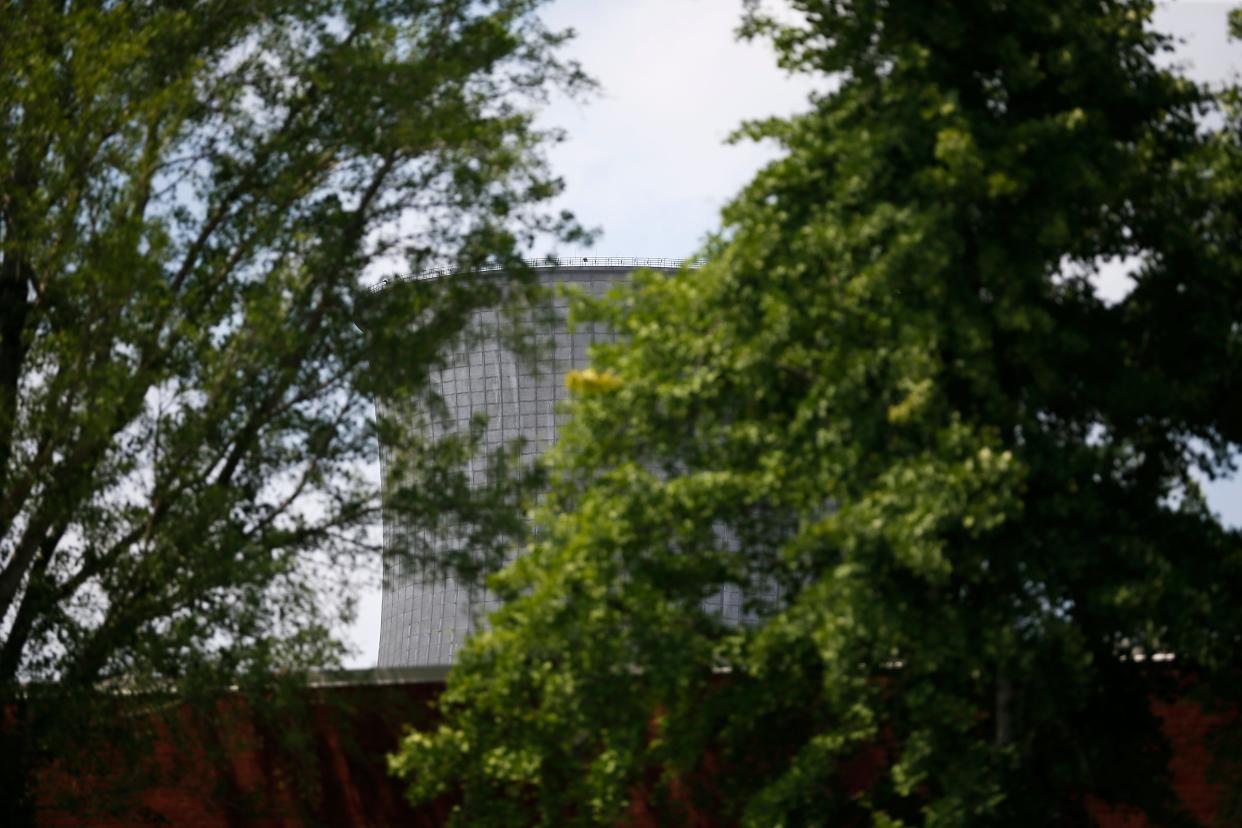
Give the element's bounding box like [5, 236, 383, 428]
[342, 1, 1242, 667]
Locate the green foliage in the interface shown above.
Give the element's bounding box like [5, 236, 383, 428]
[0, 0, 585, 821]
[394, 1, 1242, 825]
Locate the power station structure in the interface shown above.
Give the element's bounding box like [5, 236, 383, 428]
[373, 259, 750, 667]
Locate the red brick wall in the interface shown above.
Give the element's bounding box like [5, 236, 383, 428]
[28, 678, 1231, 827]
[34, 681, 449, 828]
[1090, 694, 1233, 828]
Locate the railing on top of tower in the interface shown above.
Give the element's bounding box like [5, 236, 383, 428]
[367, 256, 706, 294]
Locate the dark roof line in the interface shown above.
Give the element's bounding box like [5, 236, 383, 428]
[367, 256, 704, 294]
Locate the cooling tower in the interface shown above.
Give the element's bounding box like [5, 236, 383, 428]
[374, 259, 746, 667]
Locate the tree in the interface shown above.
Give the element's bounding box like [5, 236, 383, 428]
[0, 0, 585, 822]
[393, 1, 1242, 825]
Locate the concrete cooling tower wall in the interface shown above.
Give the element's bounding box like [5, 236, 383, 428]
[375, 260, 748, 667]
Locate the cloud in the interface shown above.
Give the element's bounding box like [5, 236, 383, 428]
[537, 0, 817, 255]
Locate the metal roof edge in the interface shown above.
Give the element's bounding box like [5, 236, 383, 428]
[305, 664, 451, 687]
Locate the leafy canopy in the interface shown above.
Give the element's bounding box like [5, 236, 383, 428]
[394, 1, 1242, 825]
[0, 0, 584, 819]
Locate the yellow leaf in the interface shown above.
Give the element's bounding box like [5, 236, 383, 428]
[565, 367, 622, 394]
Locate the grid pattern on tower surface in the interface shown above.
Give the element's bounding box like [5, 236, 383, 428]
[375, 267, 749, 667]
